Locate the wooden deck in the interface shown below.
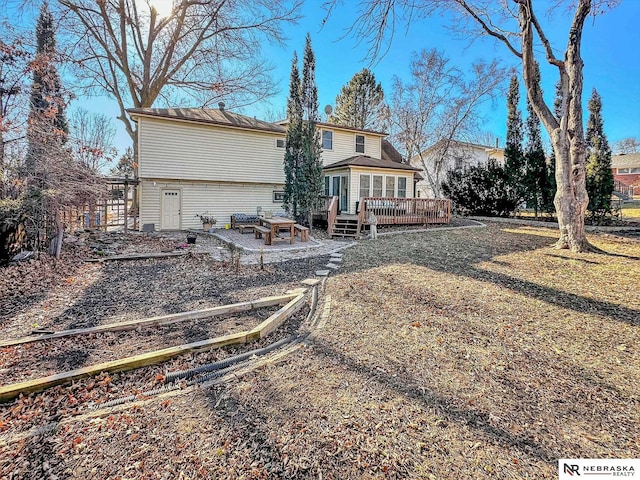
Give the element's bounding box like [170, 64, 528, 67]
[317, 196, 451, 238]
[359, 197, 451, 225]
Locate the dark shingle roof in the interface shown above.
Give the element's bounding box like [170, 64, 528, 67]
[127, 108, 286, 134]
[324, 155, 421, 171]
[381, 139, 404, 163]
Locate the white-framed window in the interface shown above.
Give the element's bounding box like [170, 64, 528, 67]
[322, 130, 333, 150]
[618, 167, 640, 174]
[385, 176, 396, 197]
[275, 138, 285, 148]
[454, 157, 464, 170]
[359, 174, 371, 198]
[372, 175, 383, 197]
[273, 191, 285, 203]
[398, 177, 407, 198]
[324, 176, 330, 196]
[355, 134, 365, 154]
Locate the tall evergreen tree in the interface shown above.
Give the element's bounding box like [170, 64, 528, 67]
[503, 75, 525, 211]
[25, 2, 69, 175]
[283, 51, 303, 219]
[328, 68, 384, 130]
[523, 64, 549, 217]
[585, 88, 614, 223]
[298, 34, 323, 229]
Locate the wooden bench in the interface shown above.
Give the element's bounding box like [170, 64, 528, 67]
[254, 225, 272, 245]
[237, 224, 254, 234]
[294, 224, 309, 242]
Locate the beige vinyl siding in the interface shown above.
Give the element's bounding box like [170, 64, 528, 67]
[140, 179, 284, 230]
[138, 117, 285, 184]
[321, 129, 382, 166]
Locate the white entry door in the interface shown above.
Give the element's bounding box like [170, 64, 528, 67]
[161, 190, 181, 230]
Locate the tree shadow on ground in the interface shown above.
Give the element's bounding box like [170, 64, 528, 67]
[309, 338, 559, 463]
[8, 254, 330, 373]
[340, 226, 640, 326]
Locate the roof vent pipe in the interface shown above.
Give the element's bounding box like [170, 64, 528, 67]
[218, 101, 225, 111]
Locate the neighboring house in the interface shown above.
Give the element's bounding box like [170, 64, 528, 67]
[410, 140, 505, 198]
[127, 106, 419, 231]
[611, 153, 640, 199]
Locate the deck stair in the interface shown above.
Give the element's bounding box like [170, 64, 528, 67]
[331, 215, 360, 239]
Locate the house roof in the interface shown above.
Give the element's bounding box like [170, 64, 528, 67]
[612, 153, 640, 168]
[418, 139, 504, 156]
[324, 155, 421, 172]
[127, 108, 286, 134]
[277, 119, 387, 136]
[381, 139, 404, 163]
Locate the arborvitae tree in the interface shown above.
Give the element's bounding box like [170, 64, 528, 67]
[283, 51, 303, 219]
[298, 34, 322, 229]
[585, 88, 614, 223]
[523, 64, 549, 218]
[25, 2, 69, 176]
[503, 75, 525, 211]
[328, 68, 384, 130]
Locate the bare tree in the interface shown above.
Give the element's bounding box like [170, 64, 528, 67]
[614, 137, 640, 154]
[54, 0, 301, 162]
[387, 49, 507, 198]
[70, 108, 117, 173]
[325, 0, 619, 252]
[0, 32, 30, 186]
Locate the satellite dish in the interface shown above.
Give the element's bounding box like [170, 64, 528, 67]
[324, 105, 333, 116]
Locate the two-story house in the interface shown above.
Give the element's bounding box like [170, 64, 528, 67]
[128, 106, 419, 231]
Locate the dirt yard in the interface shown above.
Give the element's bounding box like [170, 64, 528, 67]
[1, 223, 638, 479]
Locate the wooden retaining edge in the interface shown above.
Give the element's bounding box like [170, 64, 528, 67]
[86, 251, 189, 262]
[0, 294, 301, 348]
[0, 291, 310, 402]
[0, 332, 248, 403]
[246, 294, 306, 341]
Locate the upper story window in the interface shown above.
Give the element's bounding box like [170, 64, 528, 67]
[275, 138, 285, 148]
[322, 130, 333, 150]
[454, 157, 464, 170]
[618, 167, 640, 174]
[355, 134, 365, 154]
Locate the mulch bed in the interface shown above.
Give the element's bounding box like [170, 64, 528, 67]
[1, 223, 638, 479]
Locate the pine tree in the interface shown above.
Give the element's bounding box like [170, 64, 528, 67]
[503, 75, 525, 211]
[585, 88, 614, 223]
[298, 34, 322, 229]
[283, 51, 303, 219]
[523, 64, 549, 218]
[328, 68, 384, 130]
[25, 2, 69, 176]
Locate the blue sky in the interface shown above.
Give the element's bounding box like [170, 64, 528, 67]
[15, 0, 640, 155]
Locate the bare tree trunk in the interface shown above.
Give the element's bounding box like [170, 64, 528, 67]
[552, 131, 589, 251]
[48, 214, 64, 259]
[519, 0, 591, 252]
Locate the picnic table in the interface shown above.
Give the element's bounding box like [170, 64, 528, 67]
[259, 217, 295, 245]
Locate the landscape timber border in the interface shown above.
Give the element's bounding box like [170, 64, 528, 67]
[0, 292, 307, 403]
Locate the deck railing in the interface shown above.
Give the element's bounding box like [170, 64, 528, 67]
[325, 196, 339, 236]
[360, 197, 451, 225]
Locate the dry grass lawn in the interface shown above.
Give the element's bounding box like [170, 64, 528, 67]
[1, 222, 638, 479]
